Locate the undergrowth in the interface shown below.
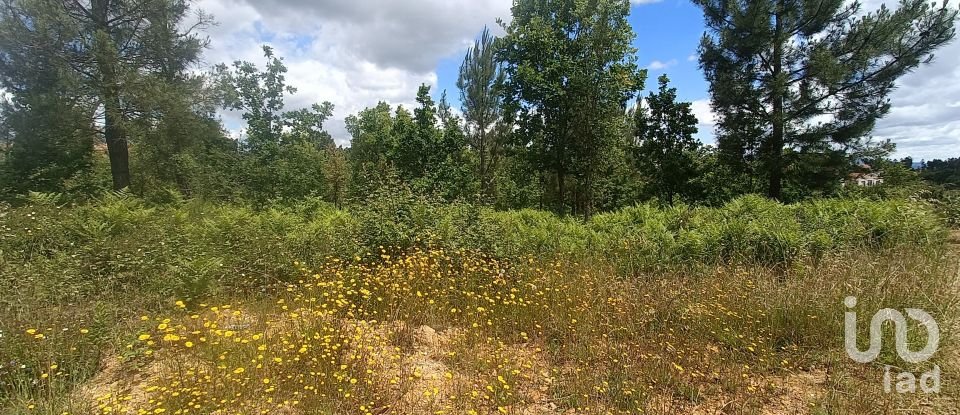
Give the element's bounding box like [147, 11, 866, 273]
[0, 194, 955, 414]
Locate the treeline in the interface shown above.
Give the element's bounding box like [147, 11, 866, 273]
[0, 0, 956, 214]
[905, 157, 960, 187]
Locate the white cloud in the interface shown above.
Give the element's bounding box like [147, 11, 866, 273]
[191, 0, 958, 158]
[849, 0, 960, 160]
[690, 99, 715, 127]
[690, 99, 717, 145]
[194, 0, 512, 145]
[872, 39, 960, 160]
[646, 59, 678, 71]
[687, 54, 697, 62]
[630, 0, 663, 4]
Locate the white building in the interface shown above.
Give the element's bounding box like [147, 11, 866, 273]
[847, 172, 884, 187]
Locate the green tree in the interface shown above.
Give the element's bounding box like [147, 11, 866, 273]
[0, 0, 210, 192]
[0, 83, 96, 196]
[696, 0, 957, 200]
[215, 46, 336, 204]
[345, 102, 398, 195]
[392, 104, 419, 180]
[921, 158, 960, 187]
[396, 84, 444, 182]
[594, 118, 643, 211]
[498, 0, 645, 217]
[127, 73, 237, 201]
[433, 91, 475, 201]
[633, 75, 701, 205]
[215, 46, 296, 151]
[458, 26, 506, 201]
[285, 103, 336, 147]
[323, 145, 350, 208]
[0, 13, 97, 197]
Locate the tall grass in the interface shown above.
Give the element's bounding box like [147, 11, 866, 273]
[0, 193, 945, 302]
[0, 194, 954, 413]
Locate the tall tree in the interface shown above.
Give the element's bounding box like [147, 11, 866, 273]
[215, 46, 296, 151]
[922, 157, 960, 186]
[696, 0, 957, 200]
[458, 26, 506, 201]
[633, 75, 701, 205]
[323, 146, 350, 208]
[0, 0, 210, 191]
[0, 79, 96, 195]
[395, 84, 442, 181]
[0, 8, 97, 196]
[345, 102, 401, 197]
[215, 46, 336, 203]
[498, 0, 645, 217]
[433, 91, 475, 200]
[127, 72, 232, 199]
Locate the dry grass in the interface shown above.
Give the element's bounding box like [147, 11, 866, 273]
[4, 243, 955, 415]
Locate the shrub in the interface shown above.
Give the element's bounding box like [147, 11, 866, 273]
[0, 194, 947, 306]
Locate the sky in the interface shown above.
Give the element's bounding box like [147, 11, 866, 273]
[195, 0, 960, 161]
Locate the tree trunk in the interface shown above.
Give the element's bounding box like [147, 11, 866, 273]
[93, 0, 131, 190]
[103, 96, 130, 190]
[768, 4, 785, 200]
[556, 167, 565, 215]
[583, 172, 593, 220]
[479, 127, 488, 201]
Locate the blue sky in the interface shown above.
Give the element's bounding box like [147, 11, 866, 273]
[199, 0, 960, 161]
[434, 0, 708, 110]
[432, 0, 715, 142]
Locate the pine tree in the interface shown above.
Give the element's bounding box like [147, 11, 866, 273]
[458, 26, 506, 201]
[695, 0, 957, 199]
[0, 0, 211, 191]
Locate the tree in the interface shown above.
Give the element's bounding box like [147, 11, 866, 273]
[633, 75, 701, 205]
[323, 146, 350, 208]
[0, 81, 96, 196]
[0, 15, 97, 197]
[433, 91, 475, 201]
[922, 158, 960, 187]
[285, 103, 336, 147]
[215, 46, 296, 151]
[0, 0, 210, 191]
[127, 73, 235, 201]
[458, 26, 506, 201]
[215, 46, 336, 204]
[392, 103, 421, 180]
[498, 0, 645, 217]
[696, 0, 957, 200]
[594, 114, 643, 210]
[346, 101, 398, 194]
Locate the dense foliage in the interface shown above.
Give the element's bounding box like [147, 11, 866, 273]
[0, 193, 945, 305]
[0, 0, 957, 212]
[695, 0, 957, 200]
[1, 193, 956, 413]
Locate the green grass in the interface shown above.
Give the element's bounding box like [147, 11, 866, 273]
[0, 194, 956, 414]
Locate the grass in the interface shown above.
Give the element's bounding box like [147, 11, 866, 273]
[1, 195, 957, 414]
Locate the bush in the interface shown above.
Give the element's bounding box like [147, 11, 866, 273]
[0, 194, 947, 306]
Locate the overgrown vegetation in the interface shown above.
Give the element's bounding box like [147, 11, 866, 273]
[1, 196, 957, 414]
[1, 0, 958, 413]
[0, 193, 945, 300]
[1, 0, 957, 210]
